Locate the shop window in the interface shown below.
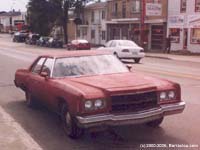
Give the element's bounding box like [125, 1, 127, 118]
[91, 11, 94, 23]
[82, 28, 87, 36]
[169, 28, 180, 43]
[91, 30, 95, 39]
[102, 10, 105, 19]
[180, 0, 186, 12]
[77, 29, 80, 37]
[132, 0, 140, 13]
[195, 0, 200, 12]
[102, 31, 106, 40]
[191, 28, 200, 44]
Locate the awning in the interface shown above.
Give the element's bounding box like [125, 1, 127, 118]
[145, 19, 166, 24]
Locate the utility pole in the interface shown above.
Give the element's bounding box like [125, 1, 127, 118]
[140, 0, 146, 47]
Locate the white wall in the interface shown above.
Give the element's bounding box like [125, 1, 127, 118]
[168, 0, 200, 52]
[78, 7, 107, 45]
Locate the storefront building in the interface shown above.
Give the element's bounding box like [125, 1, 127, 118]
[106, 0, 168, 51]
[168, 0, 200, 53]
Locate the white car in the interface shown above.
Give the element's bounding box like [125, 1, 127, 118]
[98, 40, 145, 63]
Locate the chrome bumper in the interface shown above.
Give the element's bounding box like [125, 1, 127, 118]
[76, 102, 185, 128]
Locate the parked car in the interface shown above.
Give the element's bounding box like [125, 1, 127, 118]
[46, 37, 63, 48]
[25, 34, 40, 45]
[36, 36, 50, 46]
[13, 31, 29, 43]
[14, 50, 185, 139]
[67, 39, 91, 50]
[98, 40, 145, 63]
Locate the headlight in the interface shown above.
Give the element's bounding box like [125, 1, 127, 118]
[94, 99, 103, 108]
[84, 99, 106, 111]
[85, 101, 93, 109]
[168, 91, 175, 99]
[160, 92, 167, 100]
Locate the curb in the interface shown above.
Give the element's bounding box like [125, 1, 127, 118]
[145, 55, 172, 60]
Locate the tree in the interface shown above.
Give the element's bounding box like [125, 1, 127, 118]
[27, 0, 93, 42]
[50, 0, 91, 43]
[27, 0, 55, 35]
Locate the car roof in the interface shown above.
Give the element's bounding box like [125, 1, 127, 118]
[39, 50, 111, 58]
[110, 40, 133, 42]
[72, 39, 88, 43]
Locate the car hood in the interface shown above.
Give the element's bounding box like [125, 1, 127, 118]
[54, 72, 174, 99]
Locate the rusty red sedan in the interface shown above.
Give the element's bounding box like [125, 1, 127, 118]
[14, 50, 185, 139]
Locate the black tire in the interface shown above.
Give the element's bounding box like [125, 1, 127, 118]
[61, 103, 83, 139]
[114, 52, 119, 59]
[146, 117, 163, 127]
[134, 58, 141, 63]
[25, 91, 38, 108]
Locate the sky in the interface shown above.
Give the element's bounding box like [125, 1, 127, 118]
[0, 0, 29, 12]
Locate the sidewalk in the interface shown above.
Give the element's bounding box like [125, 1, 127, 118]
[146, 52, 200, 63]
[0, 106, 42, 150]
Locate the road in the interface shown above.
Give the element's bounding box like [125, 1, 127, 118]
[0, 34, 200, 150]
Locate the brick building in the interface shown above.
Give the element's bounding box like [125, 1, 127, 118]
[106, 0, 168, 51]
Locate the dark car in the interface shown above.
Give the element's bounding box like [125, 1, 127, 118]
[36, 37, 50, 47]
[46, 37, 63, 48]
[14, 50, 185, 139]
[25, 34, 40, 45]
[67, 39, 91, 50]
[13, 31, 29, 42]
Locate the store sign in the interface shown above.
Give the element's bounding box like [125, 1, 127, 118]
[146, 3, 162, 16]
[168, 15, 184, 28]
[188, 15, 200, 28]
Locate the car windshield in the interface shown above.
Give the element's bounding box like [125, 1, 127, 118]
[52, 55, 129, 77]
[118, 40, 138, 47]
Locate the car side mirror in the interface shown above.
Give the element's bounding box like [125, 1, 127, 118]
[40, 71, 49, 79]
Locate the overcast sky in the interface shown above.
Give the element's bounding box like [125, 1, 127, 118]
[0, 0, 29, 12]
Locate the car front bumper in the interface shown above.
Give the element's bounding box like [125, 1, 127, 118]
[76, 101, 185, 128]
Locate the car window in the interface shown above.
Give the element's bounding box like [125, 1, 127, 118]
[105, 41, 112, 47]
[72, 40, 77, 44]
[41, 58, 54, 77]
[52, 55, 128, 78]
[32, 57, 46, 74]
[110, 41, 116, 47]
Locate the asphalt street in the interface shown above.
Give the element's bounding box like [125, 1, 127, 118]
[0, 34, 200, 150]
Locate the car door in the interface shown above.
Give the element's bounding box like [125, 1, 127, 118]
[107, 41, 122, 57]
[39, 57, 55, 108]
[27, 57, 46, 100]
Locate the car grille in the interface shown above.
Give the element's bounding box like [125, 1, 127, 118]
[111, 91, 158, 113]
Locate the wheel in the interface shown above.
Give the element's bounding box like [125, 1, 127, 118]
[146, 117, 163, 127]
[61, 103, 83, 139]
[25, 91, 38, 108]
[134, 58, 141, 63]
[114, 52, 119, 58]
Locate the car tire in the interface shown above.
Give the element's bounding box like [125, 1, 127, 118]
[146, 117, 163, 127]
[61, 103, 83, 139]
[25, 91, 38, 108]
[114, 52, 119, 59]
[134, 58, 141, 63]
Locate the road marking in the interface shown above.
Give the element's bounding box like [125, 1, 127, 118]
[134, 66, 200, 81]
[0, 106, 43, 150]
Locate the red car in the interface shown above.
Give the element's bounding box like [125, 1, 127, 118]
[67, 39, 91, 50]
[14, 50, 185, 139]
